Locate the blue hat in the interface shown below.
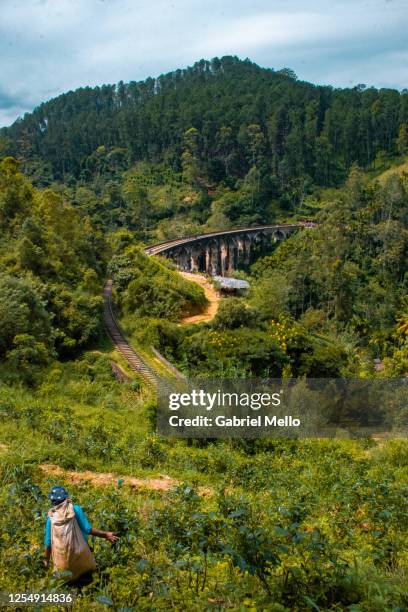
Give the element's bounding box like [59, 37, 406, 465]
[49, 486, 68, 505]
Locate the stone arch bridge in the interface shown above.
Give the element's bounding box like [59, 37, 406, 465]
[145, 224, 300, 275]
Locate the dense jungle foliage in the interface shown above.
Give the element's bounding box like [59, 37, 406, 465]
[0, 157, 106, 384]
[0, 57, 407, 610]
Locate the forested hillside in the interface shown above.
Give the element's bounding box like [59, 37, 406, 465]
[2, 57, 408, 238]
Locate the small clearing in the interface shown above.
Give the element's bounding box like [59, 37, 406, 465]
[179, 272, 220, 324]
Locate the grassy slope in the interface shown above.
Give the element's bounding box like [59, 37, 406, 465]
[0, 341, 407, 609]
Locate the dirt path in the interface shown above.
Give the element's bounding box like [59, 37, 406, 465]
[39, 464, 212, 496]
[40, 464, 176, 491]
[179, 272, 220, 324]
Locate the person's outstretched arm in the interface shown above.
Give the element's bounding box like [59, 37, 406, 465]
[74, 505, 119, 543]
[90, 528, 119, 542]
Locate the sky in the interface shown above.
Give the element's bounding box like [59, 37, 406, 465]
[1, 0, 407, 127]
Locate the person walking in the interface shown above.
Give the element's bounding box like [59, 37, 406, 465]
[44, 486, 119, 582]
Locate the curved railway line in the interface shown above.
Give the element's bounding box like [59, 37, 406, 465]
[103, 280, 160, 387]
[104, 224, 304, 387]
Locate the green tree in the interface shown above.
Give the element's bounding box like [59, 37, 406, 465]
[181, 128, 205, 188]
[212, 299, 261, 330]
[6, 333, 51, 385]
[396, 122, 408, 155]
[0, 275, 53, 357]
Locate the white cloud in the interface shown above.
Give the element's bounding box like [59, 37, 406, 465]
[193, 2, 408, 76]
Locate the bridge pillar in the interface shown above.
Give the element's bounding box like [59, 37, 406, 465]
[220, 240, 228, 276]
[243, 236, 251, 265]
[236, 237, 245, 266]
[173, 250, 181, 268]
[190, 246, 200, 272]
[178, 248, 191, 271]
[211, 241, 220, 275]
[205, 245, 211, 274]
[227, 238, 236, 274]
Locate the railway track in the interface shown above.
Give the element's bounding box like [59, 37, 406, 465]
[103, 280, 161, 388]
